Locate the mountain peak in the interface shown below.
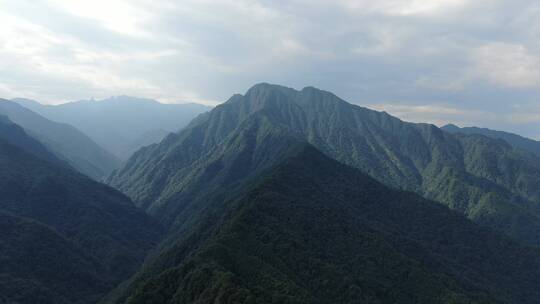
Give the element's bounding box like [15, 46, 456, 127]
[443, 123, 459, 128]
[248, 82, 295, 91]
[238, 83, 349, 112]
[245, 82, 298, 98]
[245, 83, 335, 99]
[300, 85, 324, 93]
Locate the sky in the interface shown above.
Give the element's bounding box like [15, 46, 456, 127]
[0, 0, 539, 139]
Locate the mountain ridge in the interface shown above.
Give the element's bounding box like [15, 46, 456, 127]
[443, 123, 540, 158]
[13, 96, 211, 159]
[0, 99, 120, 179]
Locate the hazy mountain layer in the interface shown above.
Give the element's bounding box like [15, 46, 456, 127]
[109, 83, 540, 246]
[0, 114, 65, 166]
[125, 129, 170, 158]
[0, 99, 120, 180]
[15, 96, 210, 159]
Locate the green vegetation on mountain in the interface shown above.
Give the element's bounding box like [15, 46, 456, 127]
[0, 119, 163, 303]
[0, 99, 120, 180]
[443, 124, 540, 157]
[109, 83, 540, 246]
[14, 96, 210, 159]
[0, 212, 109, 304]
[108, 144, 540, 304]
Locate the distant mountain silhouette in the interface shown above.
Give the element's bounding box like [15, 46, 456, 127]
[0, 99, 120, 180]
[443, 124, 540, 157]
[14, 96, 210, 159]
[0, 118, 163, 303]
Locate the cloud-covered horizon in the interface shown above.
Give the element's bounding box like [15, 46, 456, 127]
[1, 0, 539, 139]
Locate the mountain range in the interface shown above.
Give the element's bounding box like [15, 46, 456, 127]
[14, 96, 211, 159]
[0, 99, 120, 180]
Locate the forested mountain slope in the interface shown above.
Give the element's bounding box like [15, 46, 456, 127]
[0, 212, 110, 304]
[108, 144, 540, 304]
[0, 120, 163, 303]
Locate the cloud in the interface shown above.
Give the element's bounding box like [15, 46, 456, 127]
[368, 103, 498, 126]
[471, 42, 540, 88]
[342, 0, 468, 16]
[45, 0, 151, 37]
[506, 104, 540, 124]
[0, 0, 539, 137]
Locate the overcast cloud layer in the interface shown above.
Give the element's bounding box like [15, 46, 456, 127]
[1, 0, 539, 138]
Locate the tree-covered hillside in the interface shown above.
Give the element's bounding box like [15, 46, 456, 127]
[108, 144, 540, 304]
[0, 119, 163, 303]
[0, 212, 110, 304]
